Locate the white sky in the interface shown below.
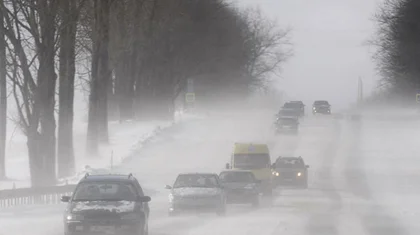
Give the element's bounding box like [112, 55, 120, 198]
[237, 0, 384, 109]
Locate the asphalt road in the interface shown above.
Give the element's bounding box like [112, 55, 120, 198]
[1, 110, 419, 235]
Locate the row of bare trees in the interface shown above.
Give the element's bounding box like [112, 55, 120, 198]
[0, 0, 290, 187]
[370, 0, 420, 104]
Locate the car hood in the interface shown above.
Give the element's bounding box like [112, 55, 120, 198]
[70, 200, 136, 214]
[222, 182, 255, 189]
[172, 187, 221, 197]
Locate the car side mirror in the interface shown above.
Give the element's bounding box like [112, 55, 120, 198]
[165, 185, 172, 189]
[61, 195, 71, 203]
[306, 165, 310, 168]
[138, 196, 151, 202]
[225, 163, 230, 169]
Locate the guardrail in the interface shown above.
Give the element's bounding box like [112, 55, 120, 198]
[0, 184, 76, 208]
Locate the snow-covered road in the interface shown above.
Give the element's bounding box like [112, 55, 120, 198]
[1, 109, 420, 235]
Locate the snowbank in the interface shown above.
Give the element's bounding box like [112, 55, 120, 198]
[0, 110, 199, 189]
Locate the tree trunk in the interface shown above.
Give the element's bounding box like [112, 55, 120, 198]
[87, 0, 111, 154]
[36, 0, 58, 185]
[57, 0, 77, 178]
[0, 0, 6, 180]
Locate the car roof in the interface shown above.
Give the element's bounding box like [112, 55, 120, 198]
[79, 174, 137, 183]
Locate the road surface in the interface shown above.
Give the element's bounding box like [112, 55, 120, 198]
[1, 109, 419, 235]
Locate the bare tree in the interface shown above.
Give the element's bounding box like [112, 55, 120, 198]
[2, 0, 58, 186]
[0, 0, 6, 180]
[57, 0, 85, 178]
[372, 0, 420, 100]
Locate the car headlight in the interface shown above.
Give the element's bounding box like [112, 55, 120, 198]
[121, 213, 137, 220]
[297, 172, 302, 177]
[66, 214, 84, 221]
[272, 171, 279, 176]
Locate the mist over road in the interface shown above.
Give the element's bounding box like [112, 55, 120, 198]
[1, 109, 419, 235]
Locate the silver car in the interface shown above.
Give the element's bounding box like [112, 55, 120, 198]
[165, 173, 227, 216]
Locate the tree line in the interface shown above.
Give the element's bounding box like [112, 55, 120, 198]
[369, 0, 420, 105]
[0, 0, 290, 187]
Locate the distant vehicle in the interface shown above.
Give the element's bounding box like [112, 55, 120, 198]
[283, 101, 305, 116]
[225, 143, 273, 196]
[165, 173, 226, 216]
[61, 173, 152, 235]
[274, 116, 299, 134]
[219, 170, 261, 207]
[271, 156, 309, 188]
[312, 100, 331, 115]
[277, 107, 300, 119]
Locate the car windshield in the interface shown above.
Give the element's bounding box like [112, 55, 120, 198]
[173, 174, 219, 188]
[219, 172, 255, 183]
[275, 158, 304, 168]
[278, 109, 297, 116]
[314, 101, 329, 105]
[72, 182, 138, 201]
[233, 154, 270, 169]
[283, 103, 301, 108]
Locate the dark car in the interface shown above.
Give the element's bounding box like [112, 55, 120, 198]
[165, 173, 226, 216]
[277, 107, 300, 119]
[61, 173, 152, 235]
[219, 170, 261, 207]
[274, 116, 299, 134]
[312, 100, 331, 115]
[271, 156, 309, 188]
[283, 101, 305, 116]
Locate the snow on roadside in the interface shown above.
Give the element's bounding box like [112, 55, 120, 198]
[0, 110, 199, 189]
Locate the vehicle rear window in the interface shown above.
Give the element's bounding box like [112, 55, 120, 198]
[72, 182, 138, 201]
[219, 172, 255, 183]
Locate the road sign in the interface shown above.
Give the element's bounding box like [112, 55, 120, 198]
[185, 93, 195, 103]
[416, 94, 420, 103]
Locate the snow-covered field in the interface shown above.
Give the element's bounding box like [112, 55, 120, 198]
[1, 108, 420, 235]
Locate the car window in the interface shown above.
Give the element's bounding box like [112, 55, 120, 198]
[173, 174, 219, 188]
[72, 182, 138, 201]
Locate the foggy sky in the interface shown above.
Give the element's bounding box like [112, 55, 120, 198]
[237, 0, 383, 109]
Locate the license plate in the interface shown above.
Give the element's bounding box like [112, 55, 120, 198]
[90, 226, 115, 233]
